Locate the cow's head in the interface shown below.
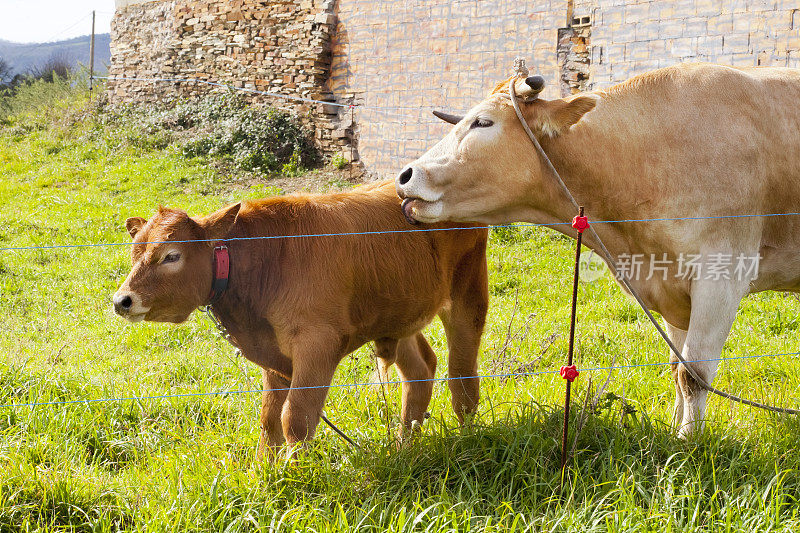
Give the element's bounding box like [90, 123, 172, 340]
[395, 76, 598, 224]
[112, 204, 240, 323]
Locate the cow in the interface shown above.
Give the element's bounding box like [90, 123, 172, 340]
[395, 63, 800, 437]
[112, 180, 488, 456]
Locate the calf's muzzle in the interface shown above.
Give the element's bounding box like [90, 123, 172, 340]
[113, 293, 134, 316]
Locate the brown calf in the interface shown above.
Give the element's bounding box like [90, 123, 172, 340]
[113, 180, 488, 455]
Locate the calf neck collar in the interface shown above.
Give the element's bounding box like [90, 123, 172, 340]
[208, 242, 230, 303]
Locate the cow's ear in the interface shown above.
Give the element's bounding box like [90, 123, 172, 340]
[125, 217, 147, 239]
[201, 203, 241, 242]
[533, 95, 597, 137]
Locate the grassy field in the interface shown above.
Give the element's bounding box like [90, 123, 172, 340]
[1, 84, 799, 532]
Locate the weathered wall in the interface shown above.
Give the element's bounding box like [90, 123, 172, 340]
[110, 0, 800, 177]
[329, 0, 800, 176]
[329, 0, 563, 176]
[578, 0, 800, 87]
[109, 0, 352, 159]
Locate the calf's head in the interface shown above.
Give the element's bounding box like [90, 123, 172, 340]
[396, 76, 597, 224]
[113, 204, 240, 323]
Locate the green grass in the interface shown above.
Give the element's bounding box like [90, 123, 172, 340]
[1, 85, 800, 532]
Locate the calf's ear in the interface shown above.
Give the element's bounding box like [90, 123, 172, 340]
[201, 203, 241, 242]
[533, 94, 598, 137]
[125, 217, 147, 239]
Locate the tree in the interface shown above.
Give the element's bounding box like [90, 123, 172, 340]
[0, 57, 12, 86]
[28, 52, 71, 83]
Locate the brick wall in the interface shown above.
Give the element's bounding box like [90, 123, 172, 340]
[329, 0, 563, 177]
[330, 0, 800, 176]
[110, 0, 800, 177]
[577, 1, 800, 87]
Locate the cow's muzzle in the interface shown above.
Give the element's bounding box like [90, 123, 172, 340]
[113, 294, 133, 314]
[112, 291, 148, 321]
[401, 198, 419, 225]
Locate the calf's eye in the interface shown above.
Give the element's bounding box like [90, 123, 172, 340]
[162, 252, 181, 264]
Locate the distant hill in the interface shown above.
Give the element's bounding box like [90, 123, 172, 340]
[0, 34, 111, 77]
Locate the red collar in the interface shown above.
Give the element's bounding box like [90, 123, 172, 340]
[209, 243, 230, 302]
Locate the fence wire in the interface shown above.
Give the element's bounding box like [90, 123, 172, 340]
[2, 351, 798, 410]
[3, 213, 800, 253]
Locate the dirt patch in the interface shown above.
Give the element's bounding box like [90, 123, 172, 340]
[220, 163, 373, 196]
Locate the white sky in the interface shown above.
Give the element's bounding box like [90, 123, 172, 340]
[0, 0, 115, 43]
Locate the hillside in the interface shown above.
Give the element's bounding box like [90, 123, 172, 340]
[0, 33, 110, 76]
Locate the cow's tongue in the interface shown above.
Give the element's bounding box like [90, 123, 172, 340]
[401, 198, 419, 225]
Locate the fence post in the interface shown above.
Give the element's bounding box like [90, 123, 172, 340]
[560, 206, 587, 487]
[89, 10, 96, 94]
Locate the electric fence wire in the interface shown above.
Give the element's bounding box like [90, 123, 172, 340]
[2, 212, 800, 253]
[2, 351, 798, 409]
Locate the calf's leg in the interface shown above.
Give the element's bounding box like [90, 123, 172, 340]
[257, 369, 290, 460]
[677, 278, 748, 438]
[373, 338, 398, 387]
[393, 333, 437, 431]
[441, 249, 489, 423]
[281, 336, 340, 445]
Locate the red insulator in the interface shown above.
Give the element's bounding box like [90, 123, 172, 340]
[571, 215, 589, 233]
[560, 365, 580, 382]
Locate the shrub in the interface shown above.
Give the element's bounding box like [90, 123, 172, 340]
[0, 57, 12, 86]
[27, 52, 72, 83]
[281, 150, 303, 177]
[331, 152, 349, 170]
[0, 70, 87, 123]
[104, 91, 320, 174]
[1, 81, 321, 178]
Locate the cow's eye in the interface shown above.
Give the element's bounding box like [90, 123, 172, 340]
[470, 118, 494, 129]
[162, 252, 181, 264]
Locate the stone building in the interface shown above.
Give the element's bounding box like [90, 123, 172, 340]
[110, 0, 800, 177]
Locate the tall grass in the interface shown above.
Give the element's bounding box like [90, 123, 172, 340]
[0, 69, 88, 124]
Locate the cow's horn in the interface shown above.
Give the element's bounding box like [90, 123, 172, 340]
[525, 75, 545, 94]
[432, 110, 464, 125]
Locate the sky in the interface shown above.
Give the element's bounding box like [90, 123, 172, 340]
[0, 0, 115, 43]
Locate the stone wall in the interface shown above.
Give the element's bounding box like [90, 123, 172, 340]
[109, 0, 353, 161]
[110, 0, 800, 177]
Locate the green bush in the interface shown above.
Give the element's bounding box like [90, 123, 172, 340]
[331, 152, 349, 170]
[1, 80, 321, 179]
[101, 92, 321, 175]
[97, 91, 319, 175]
[0, 70, 88, 123]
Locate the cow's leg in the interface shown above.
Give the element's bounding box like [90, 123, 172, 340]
[257, 369, 290, 460]
[281, 336, 340, 445]
[665, 322, 688, 429]
[677, 278, 748, 438]
[441, 249, 489, 424]
[393, 333, 437, 432]
[373, 338, 398, 386]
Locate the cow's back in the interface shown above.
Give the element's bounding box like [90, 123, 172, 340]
[589, 63, 800, 212]
[634, 65, 800, 291]
[228, 181, 488, 345]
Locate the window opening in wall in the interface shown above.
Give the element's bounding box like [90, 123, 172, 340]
[571, 15, 591, 28]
